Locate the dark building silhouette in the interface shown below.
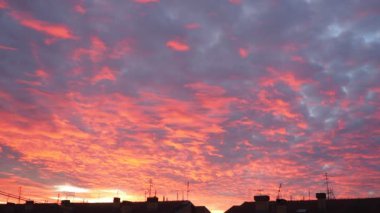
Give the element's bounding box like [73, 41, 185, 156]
[0, 196, 210, 213]
[225, 193, 380, 213]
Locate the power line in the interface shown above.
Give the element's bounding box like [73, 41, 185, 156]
[0, 190, 33, 203]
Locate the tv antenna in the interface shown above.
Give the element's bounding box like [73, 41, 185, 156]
[18, 187, 22, 204]
[148, 179, 153, 197]
[186, 181, 190, 200]
[324, 173, 335, 200]
[276, 183, 282, 200]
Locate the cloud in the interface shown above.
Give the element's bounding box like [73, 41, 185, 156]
[10, 11, 76, 39]
[185, 23, 201, 30]
[166, 40, 190, 52]
[134, 0, 159, 4]
[91, 66, 117, 83]
[238, 48, 249, 58]
[0, 0, 379, 211]
[0, 0, 7, 9]
[0, 44, 16, 51]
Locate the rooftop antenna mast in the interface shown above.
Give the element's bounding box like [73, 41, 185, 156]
[186, 181, 190, 200]
[18, 187, 22, 204]
[149, 179, 153, 197]
[324, 173, 335, 200]
[276, 183, 282, 200]
[57, 193, 60, 204]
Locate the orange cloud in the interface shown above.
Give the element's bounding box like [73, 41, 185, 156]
[73, 36, 107, 62]
[262, 127, 287, 136]
[186, 82, 239, 115]
[11, 12, 76, 39]
[261, 66, 311, 91]
[254, 89, 300, 119]
[0, 82, 377, 210]
[166, 40, 190, 52]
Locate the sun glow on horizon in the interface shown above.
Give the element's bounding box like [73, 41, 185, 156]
[55, 185, 89, 193]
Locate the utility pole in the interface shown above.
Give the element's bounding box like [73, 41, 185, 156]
[18, 187, 22, 204]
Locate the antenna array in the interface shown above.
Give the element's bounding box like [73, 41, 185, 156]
[324, 173, 336, 199]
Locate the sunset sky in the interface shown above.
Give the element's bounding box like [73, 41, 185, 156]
[0, 0, 379, 212]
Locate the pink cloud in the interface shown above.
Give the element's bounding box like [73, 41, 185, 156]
[185, 23, 201, 30]
[239, 48, 249, 58]
[134, 0, 159, 3]
[0, 0, 8, 9]
[229, 0, 242, 5]
[261, 66, 311, 91]
[74, 4, 86, 14]
[166, 40, 190, 52]
[73, 36, 107, 62]
[0, 44, 16, 51]
[11, 12, 76, 39]
[35, 69, 49, 79]
[291, 55, 306, 63]
[91, 66, 117, 83]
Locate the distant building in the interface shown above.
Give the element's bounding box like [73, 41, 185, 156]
[225, 193, 380, 213]
[0, 196, 211, 213]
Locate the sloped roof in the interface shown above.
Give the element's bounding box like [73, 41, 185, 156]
[194, 206, 211, 213]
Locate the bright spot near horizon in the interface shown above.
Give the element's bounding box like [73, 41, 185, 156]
[55, 185, 89, 193]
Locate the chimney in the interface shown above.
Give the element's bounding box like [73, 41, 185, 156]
[254, 195, 270, 213]
[61, 200, 72, 213]
[25, 200, 34, 212]
[146, 196, 159, 211]
[61, 200, 71, 206]
[316, 193, 327, 213]
[276, 199, 287, 213]
[113, 197, 121, 204]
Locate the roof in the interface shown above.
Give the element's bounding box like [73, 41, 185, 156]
[195, 206, 211, 213]
[124, 200, 193, 213]
[0, 200, 211, 213]
[225, 198, 380, 213]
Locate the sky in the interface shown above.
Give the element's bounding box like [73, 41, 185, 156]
[0, 0, 379, 212]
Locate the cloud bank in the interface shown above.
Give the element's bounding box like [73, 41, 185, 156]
[0, 0, 379, 211]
